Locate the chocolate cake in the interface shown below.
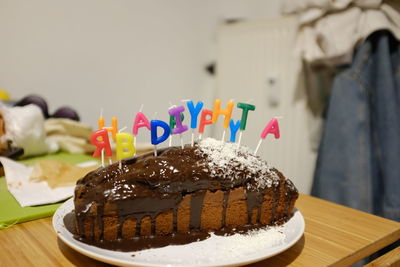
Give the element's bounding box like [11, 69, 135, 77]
[73, 138, 298, 251]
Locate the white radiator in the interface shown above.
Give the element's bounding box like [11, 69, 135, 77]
[214, 16, 317, 194]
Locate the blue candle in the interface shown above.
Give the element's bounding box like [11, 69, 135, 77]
[229, 119, 241, 142]
[186, 100, 204, 129]
[150, 120, 171, 145]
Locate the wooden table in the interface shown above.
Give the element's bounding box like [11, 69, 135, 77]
[1, 194, 399, 267]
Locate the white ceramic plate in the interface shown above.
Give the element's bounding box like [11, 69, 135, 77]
[53, 198, 304, 267]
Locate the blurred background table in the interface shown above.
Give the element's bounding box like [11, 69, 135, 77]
[1, 194, 399, 266]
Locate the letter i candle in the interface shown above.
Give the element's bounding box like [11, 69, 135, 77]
[169, 105, 188, 148]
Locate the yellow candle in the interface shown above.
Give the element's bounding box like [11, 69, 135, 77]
[98, 117, 118, 141]
[116, 132, 135, 160]
[212, 99, 234, 129]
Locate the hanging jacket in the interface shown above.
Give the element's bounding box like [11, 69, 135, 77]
[312, 30, 400, 222]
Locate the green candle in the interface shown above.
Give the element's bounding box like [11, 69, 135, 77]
[169, 113, 184, 131]
[237, 102, 255, 130]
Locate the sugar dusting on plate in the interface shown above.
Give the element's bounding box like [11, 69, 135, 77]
[133, 226, 286, 265]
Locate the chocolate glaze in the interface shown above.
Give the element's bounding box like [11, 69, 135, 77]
[190, 190, 205, 229]
[221, 191, 229, 226]
[73, 144, 298, 250]
[64, 210, 293, 252]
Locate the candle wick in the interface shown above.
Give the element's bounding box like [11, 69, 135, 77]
[169, 102, 176, 109]
[254, 139, 263, 155]
[139, 104, 144, 113]
[100, 108, 104, 118]
[119, 126, 127, 133]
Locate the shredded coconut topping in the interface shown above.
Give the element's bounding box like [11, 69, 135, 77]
[196, 138, 280, 189]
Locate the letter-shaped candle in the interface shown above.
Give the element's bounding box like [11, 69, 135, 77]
[261, 118, 280, 139]
[198, 109, 213, 138]
[229, 119, 241, 142]
[168, 106, 188, 134]
[186, 100, 204, 146]
[151, 120, 171, 145]
[212, 99, 234, 128]
[169, 113, 184, 131]
[98, 117, 118, 141]
[116, 132, 135, 160]
[169, 106, 187, 148]
[90, 129, 112, 157]
[186, 101, 204, 129]
[132, 112, 151, 135]
[237, 102, 256, 131]
[254, 118, 280, 155]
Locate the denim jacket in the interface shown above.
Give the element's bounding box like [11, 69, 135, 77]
[312, 31, 400, 222]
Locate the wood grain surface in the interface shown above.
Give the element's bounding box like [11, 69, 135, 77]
[1, 194, 399, 267]
[365, 246, 400, 267]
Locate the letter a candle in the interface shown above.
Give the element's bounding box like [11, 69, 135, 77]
[254, 118, 280, 155]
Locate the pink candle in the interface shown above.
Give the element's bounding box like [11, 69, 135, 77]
[132, 112, 151, 135]
[254, 118, 280, 155]
[261, 118, 280, 139]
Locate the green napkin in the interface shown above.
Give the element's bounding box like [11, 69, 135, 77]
[0, 152, 98, 229]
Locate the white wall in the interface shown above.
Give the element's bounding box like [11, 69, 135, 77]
[0, 0, 280, 143]
[215, 18, 317, 194]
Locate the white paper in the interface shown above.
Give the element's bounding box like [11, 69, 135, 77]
[0, 157, 97, 207]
